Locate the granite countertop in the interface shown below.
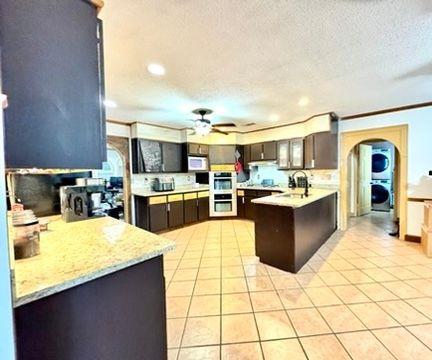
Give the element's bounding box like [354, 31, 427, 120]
[132, 184, 209, 197]
[252, 188, 338, 208]
[237, 184, 288, 192]
[11, 216, 175, 307]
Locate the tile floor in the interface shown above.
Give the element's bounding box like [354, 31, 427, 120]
[162, 212, 432, 359]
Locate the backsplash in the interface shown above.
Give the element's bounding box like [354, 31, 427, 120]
[247, 164, 339, 189]
[131, 173, 196, 190]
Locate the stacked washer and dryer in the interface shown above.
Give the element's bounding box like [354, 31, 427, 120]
[371, 148, 393, 212]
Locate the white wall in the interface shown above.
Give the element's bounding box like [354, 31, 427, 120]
[340, 106, 432, 235]
[0, 100, 16, 359]
[106, 121, 130, 138]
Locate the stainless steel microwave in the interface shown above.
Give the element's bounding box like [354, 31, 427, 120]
[188, 156, 208, 171]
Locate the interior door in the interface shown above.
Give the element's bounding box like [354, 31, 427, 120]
[357, 144, 372, 216]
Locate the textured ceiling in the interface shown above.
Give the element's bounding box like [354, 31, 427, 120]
[100, 0, 432, 130]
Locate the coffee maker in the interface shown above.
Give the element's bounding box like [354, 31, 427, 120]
[60, 184, 106, 223]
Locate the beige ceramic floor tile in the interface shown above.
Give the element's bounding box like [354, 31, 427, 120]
[181, 316, 220, 347]
[318, 271, 351, 286]
[330, 284, 371, 304]
[373, 327, 432, 360]
[197, 267, 221, 280]
[356, 283, 398, 301]
[348, 302, 399, 329]
[255, 310, 296, 340]
[221, 266, 245, 278]
[167, 348, 179, 360]
[337, 331, 395, 360]
[405, 279, 432, 296]
[189, 294, 221, 317]
[318, 304, 366, 332]
[407, 298, 432, 318]
[221, 342, 263, 360]
[247, 276, 275, 292]
[304, 287, 343, 306]
[270, 275, 300, 290]
[378, 300, 430, 325]
[194, 279, 221, 295]
[407, 324, 432, 348]
[167, 281, 195, 297]
[221, 292, 253, 314]
[339, 269, 375, 284]
[178, 345, 220, 360]
[300, 334, 351, 360]
[295, 273, 326, 288]
[172, 268, 199, 282]
[166, 296, 191, 318]
[362, 268, 398, 282]
[287, 308, 332, 336]
[243, 264, 269, 277]
[278, 288, 314, 309]
[250, 291, 284, 312]
[221, 277, 248, 294]
[381, 280, 425, 299]
[261, 338, 307, 360]
[222, 313, 259, 343]
[167, 318, 186, 348]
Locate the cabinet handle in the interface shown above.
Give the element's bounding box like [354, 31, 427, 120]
[162, 163, 165, 172]
[167, 203, 170, 212]
[311, 159, 315, 168]
[199, 147, 201, 154]
[261, 152, 264, 160]
[288, 160, 291, 169]
[242, 197, 245, 204]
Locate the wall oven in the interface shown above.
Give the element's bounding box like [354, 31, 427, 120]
[210, 171, 237, 217]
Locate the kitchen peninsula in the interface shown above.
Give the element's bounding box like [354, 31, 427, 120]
[253, 189, 337, 273]
[11, 216, 174, 360]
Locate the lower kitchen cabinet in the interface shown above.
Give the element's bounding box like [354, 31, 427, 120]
[239, 189, 281, 220]
[184, 193, 198, 224]
[168, 195, 184, 228]
[237, 191, 245, 218]
[149, 203, 168, 233]
[198, 193, 210, 221]
[244, 196, 256, 220]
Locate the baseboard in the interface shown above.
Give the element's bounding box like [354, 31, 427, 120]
[405, 234, 421, 243]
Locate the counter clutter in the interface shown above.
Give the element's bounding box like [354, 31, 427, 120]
[11, 215, 175, 307]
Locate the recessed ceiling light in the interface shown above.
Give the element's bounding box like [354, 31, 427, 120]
[147, 63, 166, 76]
[269, 114, 279, 122]
[104, 99, 117, 108]
[298, 97, 309, 107]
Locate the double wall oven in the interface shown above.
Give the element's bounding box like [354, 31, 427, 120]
[209, 171, 237, 217]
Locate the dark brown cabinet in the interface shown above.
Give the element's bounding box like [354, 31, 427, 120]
[188, 143, 209, 156]
[1, 0, 106, 169]
[250, 142, 277, 161]
[162, 142, 182, 172]
[243, 145, 251, 165]
[304, 131, 338, 169]
[239, 189, 279, 220]
[237, 192, 246, 218]
[277, 138, 304, 169]
[184, 194, 198, 224]
[209, 145, 236, 164]
[168, 199, 184, 228]
[149, 203, 168, 233]
[198, 194, 210, 221]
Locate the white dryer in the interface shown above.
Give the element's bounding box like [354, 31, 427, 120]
[372, 149, 392, 180]
[371, 179, 392, 212]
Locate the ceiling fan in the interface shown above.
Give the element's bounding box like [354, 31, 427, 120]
[188, 108, 236, 136]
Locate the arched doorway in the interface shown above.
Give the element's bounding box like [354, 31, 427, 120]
[340, 125, 408, 239]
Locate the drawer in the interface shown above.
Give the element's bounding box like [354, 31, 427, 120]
[244, 190, 258, 197]
[197, 191, 209, 198]
[424, 201, 432, 229]
[183, 192, 197, 200]
[256, 190, 272, 197]
[237, 190, 245, 197]
[168, 194, 183, 202]
[210, 164, 235, 171]
[148, 196, 167, 205]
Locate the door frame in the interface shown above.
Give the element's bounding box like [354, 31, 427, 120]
[340, 125, 408, 239]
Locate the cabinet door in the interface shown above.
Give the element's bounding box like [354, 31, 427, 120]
[199, 144, 209, 156]
[149, 204, 168, 232]
[237, 196, 245, 218]
[244, 196, 256, 220]
[277, 140, 290, 169]
[250, 144, 263, 161]
[131, 138, 145, 174]
[162, 142, 182, 172]
[198, 197, 210, 221]
[209, 145, 236, 164]
[243, 145, 251, 165]
[290, 138, 304, 169]
[304, 134, 315, 169]
[168, 201, 184, 228]
[139, 140, 163, 172]
[262, 141, 277, 160]
[188, 143, 200, 155]
[184, 199, 198, 223]
[1, 0, 106, 169]
[314, 132, 338, 169]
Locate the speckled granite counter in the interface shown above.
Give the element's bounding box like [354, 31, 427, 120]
[132, 184, 209, 197]
[12, 216, 174, 307]
[252, 188, 337, 208]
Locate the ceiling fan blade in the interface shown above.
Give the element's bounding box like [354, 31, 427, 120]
[211, 128, 229, 135]
[213, 122, 237, 128]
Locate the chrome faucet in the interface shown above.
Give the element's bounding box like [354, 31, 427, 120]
[290, 170, 309, 197]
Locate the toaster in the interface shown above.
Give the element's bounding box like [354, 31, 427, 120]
[152, 177, 175, 192]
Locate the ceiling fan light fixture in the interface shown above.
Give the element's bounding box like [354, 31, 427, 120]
[194, 120, 212, 136]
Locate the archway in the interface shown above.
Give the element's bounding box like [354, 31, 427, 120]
[340, 125, 408, 239]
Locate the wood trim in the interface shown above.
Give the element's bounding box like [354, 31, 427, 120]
[405, 234, 421, 243]
[408, 197, 432, 203]
[89, 0, 104, 13]
[107, 119, 134, 126]
[341, 101, 432, 120]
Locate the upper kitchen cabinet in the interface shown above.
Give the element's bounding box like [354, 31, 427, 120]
[250, 141, 277, 161]
[277, 138, 304, 170]
[188, 143, 209, 156]
[0, 0, 106, 169]
[132, 139, 183, 173]
[304, 118, 338, 169]
[209, 145, 236, 164]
